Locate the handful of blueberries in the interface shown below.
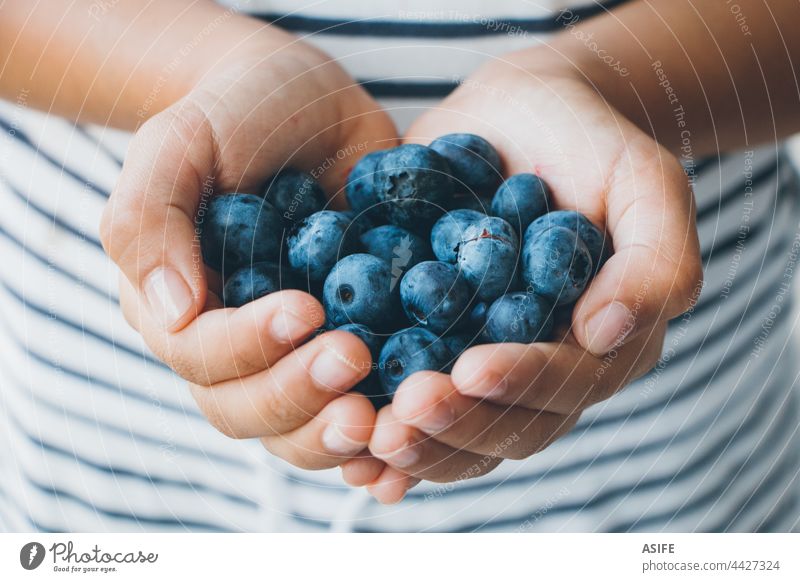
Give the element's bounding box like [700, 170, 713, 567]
[200, 134, 610, 405]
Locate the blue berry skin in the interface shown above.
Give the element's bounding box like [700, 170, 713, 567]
[341, 209, 380, 237]
[400, 261, 471, 335]
[457, 216, 520, 303]
[263, 168, 326, 225]
[378, 327, 454, 398]
[374, 144, 454, 231]
[491, 173, 550, 233]
[360, 225, 433, 279]
[431, 209, 485, 263]
[484, 292, 553, 344]
[201, 193, 284, 274]
[288, 211, 358, 282]
[522, 225, 592, 306]
[323, 253, 399, 331]
[222, 262, 297, 308]
[345, 151, 386, 220]
[468, 301, 489, 332]
[443, 333, 472, 357]
[527, 210, 609, 273]
[429, 133, 503, 195]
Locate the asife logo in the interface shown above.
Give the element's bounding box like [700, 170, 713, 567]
[20, 542, 46, 570]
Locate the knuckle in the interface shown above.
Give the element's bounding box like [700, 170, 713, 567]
[191, 386, 242, 439]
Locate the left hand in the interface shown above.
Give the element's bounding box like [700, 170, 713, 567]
[342, 52, 703, 503]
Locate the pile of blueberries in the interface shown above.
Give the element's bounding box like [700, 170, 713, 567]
[200, 134, 610, 405]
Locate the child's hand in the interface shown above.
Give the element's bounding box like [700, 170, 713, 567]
[352, 55, 703, 502]
[101, 42, 397, 470]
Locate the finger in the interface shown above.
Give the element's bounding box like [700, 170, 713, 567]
[573, 140, 703, 356]
[392, 372, 579, 459]
[260, 392, 376, 470]
[120, 275, 325, 385]
[190, 330, 371, 438]
[366, 466, 420, 505]
[451, 326, 665, 414]
[341, 453, 386, 487]
[369, 406, 502, 483]
[101, 101, 217, 332]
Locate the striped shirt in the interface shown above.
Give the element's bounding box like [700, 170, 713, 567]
[0, 0, 798, 533]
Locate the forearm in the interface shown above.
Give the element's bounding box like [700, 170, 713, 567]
[526, 0, 800, 157]
[0, 0, 297, 130]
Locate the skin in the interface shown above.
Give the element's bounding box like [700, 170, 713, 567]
[2, 1, 799, 504]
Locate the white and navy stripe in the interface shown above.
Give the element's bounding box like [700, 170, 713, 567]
[0, 0, 798, 533]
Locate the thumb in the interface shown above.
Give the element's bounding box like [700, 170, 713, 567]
[573, 141, 703, 356]
[100, 100, 214, 332]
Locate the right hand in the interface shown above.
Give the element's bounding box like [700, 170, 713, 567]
[101, 37, 398, 470]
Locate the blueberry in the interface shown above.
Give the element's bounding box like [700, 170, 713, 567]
[400, 261, 471, 334]
[323, 253, 399, 330]
[262, 168, 326, 225]
[429, 133, 503, 195]
[342, 209, 380, 237]
[457, 216, 520, 302]
[200, 193, 284, 274]
[522, 225, 592, 305]
[527, 210, 609, 273]
[360, 225, 433, 283]
[431, 209, 485, 263]
[288, 211, 357, 282]
[483, 291, 553, 343]
[468, 301, 489, 332]
[222, 262, 297, 308]
[378, 327, 454, 397]
[491, 173, 550, 233]
[374, 144, 454, 231]
[345, 151, 386, 220]
[443, 333, 472, 357]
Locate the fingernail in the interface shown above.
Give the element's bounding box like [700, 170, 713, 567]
[465, 372, 508, 399]
[271, 309, 316, 343]
[381, 443, 421, 468]
[310, 344, 365, 392]
[412, 401, 455, 433]
[322, 423, 367, 456]
[144, 267, 194, 329]
[584, 301, 633, 355]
